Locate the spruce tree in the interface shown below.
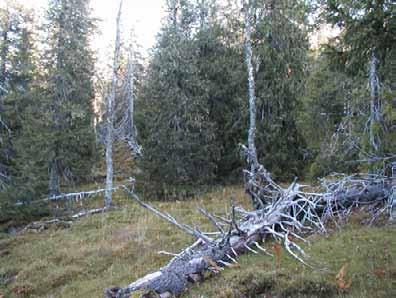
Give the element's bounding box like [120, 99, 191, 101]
[0, 3, 36, 195]
[139, 0, 219, 197]
[195, 1, 247, 181]
[44, 0, 97, 195]
[298, 52, 356, 177]
[317, 0, 396, 173]
[252, 0, 310, 179]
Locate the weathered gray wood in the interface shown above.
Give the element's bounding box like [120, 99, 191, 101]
[105, 0, 123, 207]
[14, 186, 123, 207]
[21, 219, 72, 233]
[243, 0, 258, 171]
[120, 186, 212, 243]
[19, 207, 116, 234]
[71, 207, 109, 219]
[124, 45, 142, 156]
[369, 50, 382, 153]
[105, 174, 394, 298]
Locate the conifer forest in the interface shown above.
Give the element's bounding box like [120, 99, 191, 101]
[0, 1, 395, 298]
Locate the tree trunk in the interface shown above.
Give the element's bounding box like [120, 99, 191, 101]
[0, 17, 9, 95]
[243, 0, 271, 210]
[199, 0, 207, 31]
[124, 45, 141, 155]
[127, 48, 134, 138]
[105, 0, 123, 207]
[243, 0, 258, 171]
[369, 50, 382, 154]
[48, 160, 60, 196]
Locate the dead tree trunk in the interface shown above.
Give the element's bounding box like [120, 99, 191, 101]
[242, 0, 275, 210]
[241, 0, 302, 211]
[124, 43, 141, 156]
[48, 160, 60, 196]
[105, 0, 123, 207]
[243, 0, 258, 171]
[368, 50, 382, 155]
[126, 47, 134, 140]
[105, 174, 395, 298]
[0, 13, 10, 98]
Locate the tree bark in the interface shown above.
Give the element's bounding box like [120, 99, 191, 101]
[127, 48, 134, 139]
[369, 50, 382, 154]
[124, 44, 141, 155]
[243, 0, 258, 171]
[243, 0, 272, 210]
[49, 160, 60, 196]
[0, 14, 10, 95]
[105, 0, 123, 207]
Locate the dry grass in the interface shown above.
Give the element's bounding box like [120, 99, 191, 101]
[0, 186, 395, 298]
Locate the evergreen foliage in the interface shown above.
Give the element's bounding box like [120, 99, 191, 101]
[139, 0, 221, 197]
[302, 0, 396, 176]
[252, 0, 310, 179]
[0, 0, 97, 207]
[0, 3, 37, 198]
[43, 0, 97, 195]
[139, 0, 311, 194]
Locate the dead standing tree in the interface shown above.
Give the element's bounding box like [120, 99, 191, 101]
[368, 50, 382, 155]
[119, 43, 142, 156]
[243, 0, 258, 172]
[104, 1, 142, 207]
[105, 0, 123, 207]
[242, 0, 276, 211]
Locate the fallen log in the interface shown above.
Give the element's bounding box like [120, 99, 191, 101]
[14, 179, 135, 206]
[18, 207, 117, 234]
[71, 207, 109, 219]
[105, 173, 395, 298]
[21, 219, 73, 232]
[14, 188, 112, 206]
[16, 181, 132, 233]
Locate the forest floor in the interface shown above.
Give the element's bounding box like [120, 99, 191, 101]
[0, 186, 395, 298]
